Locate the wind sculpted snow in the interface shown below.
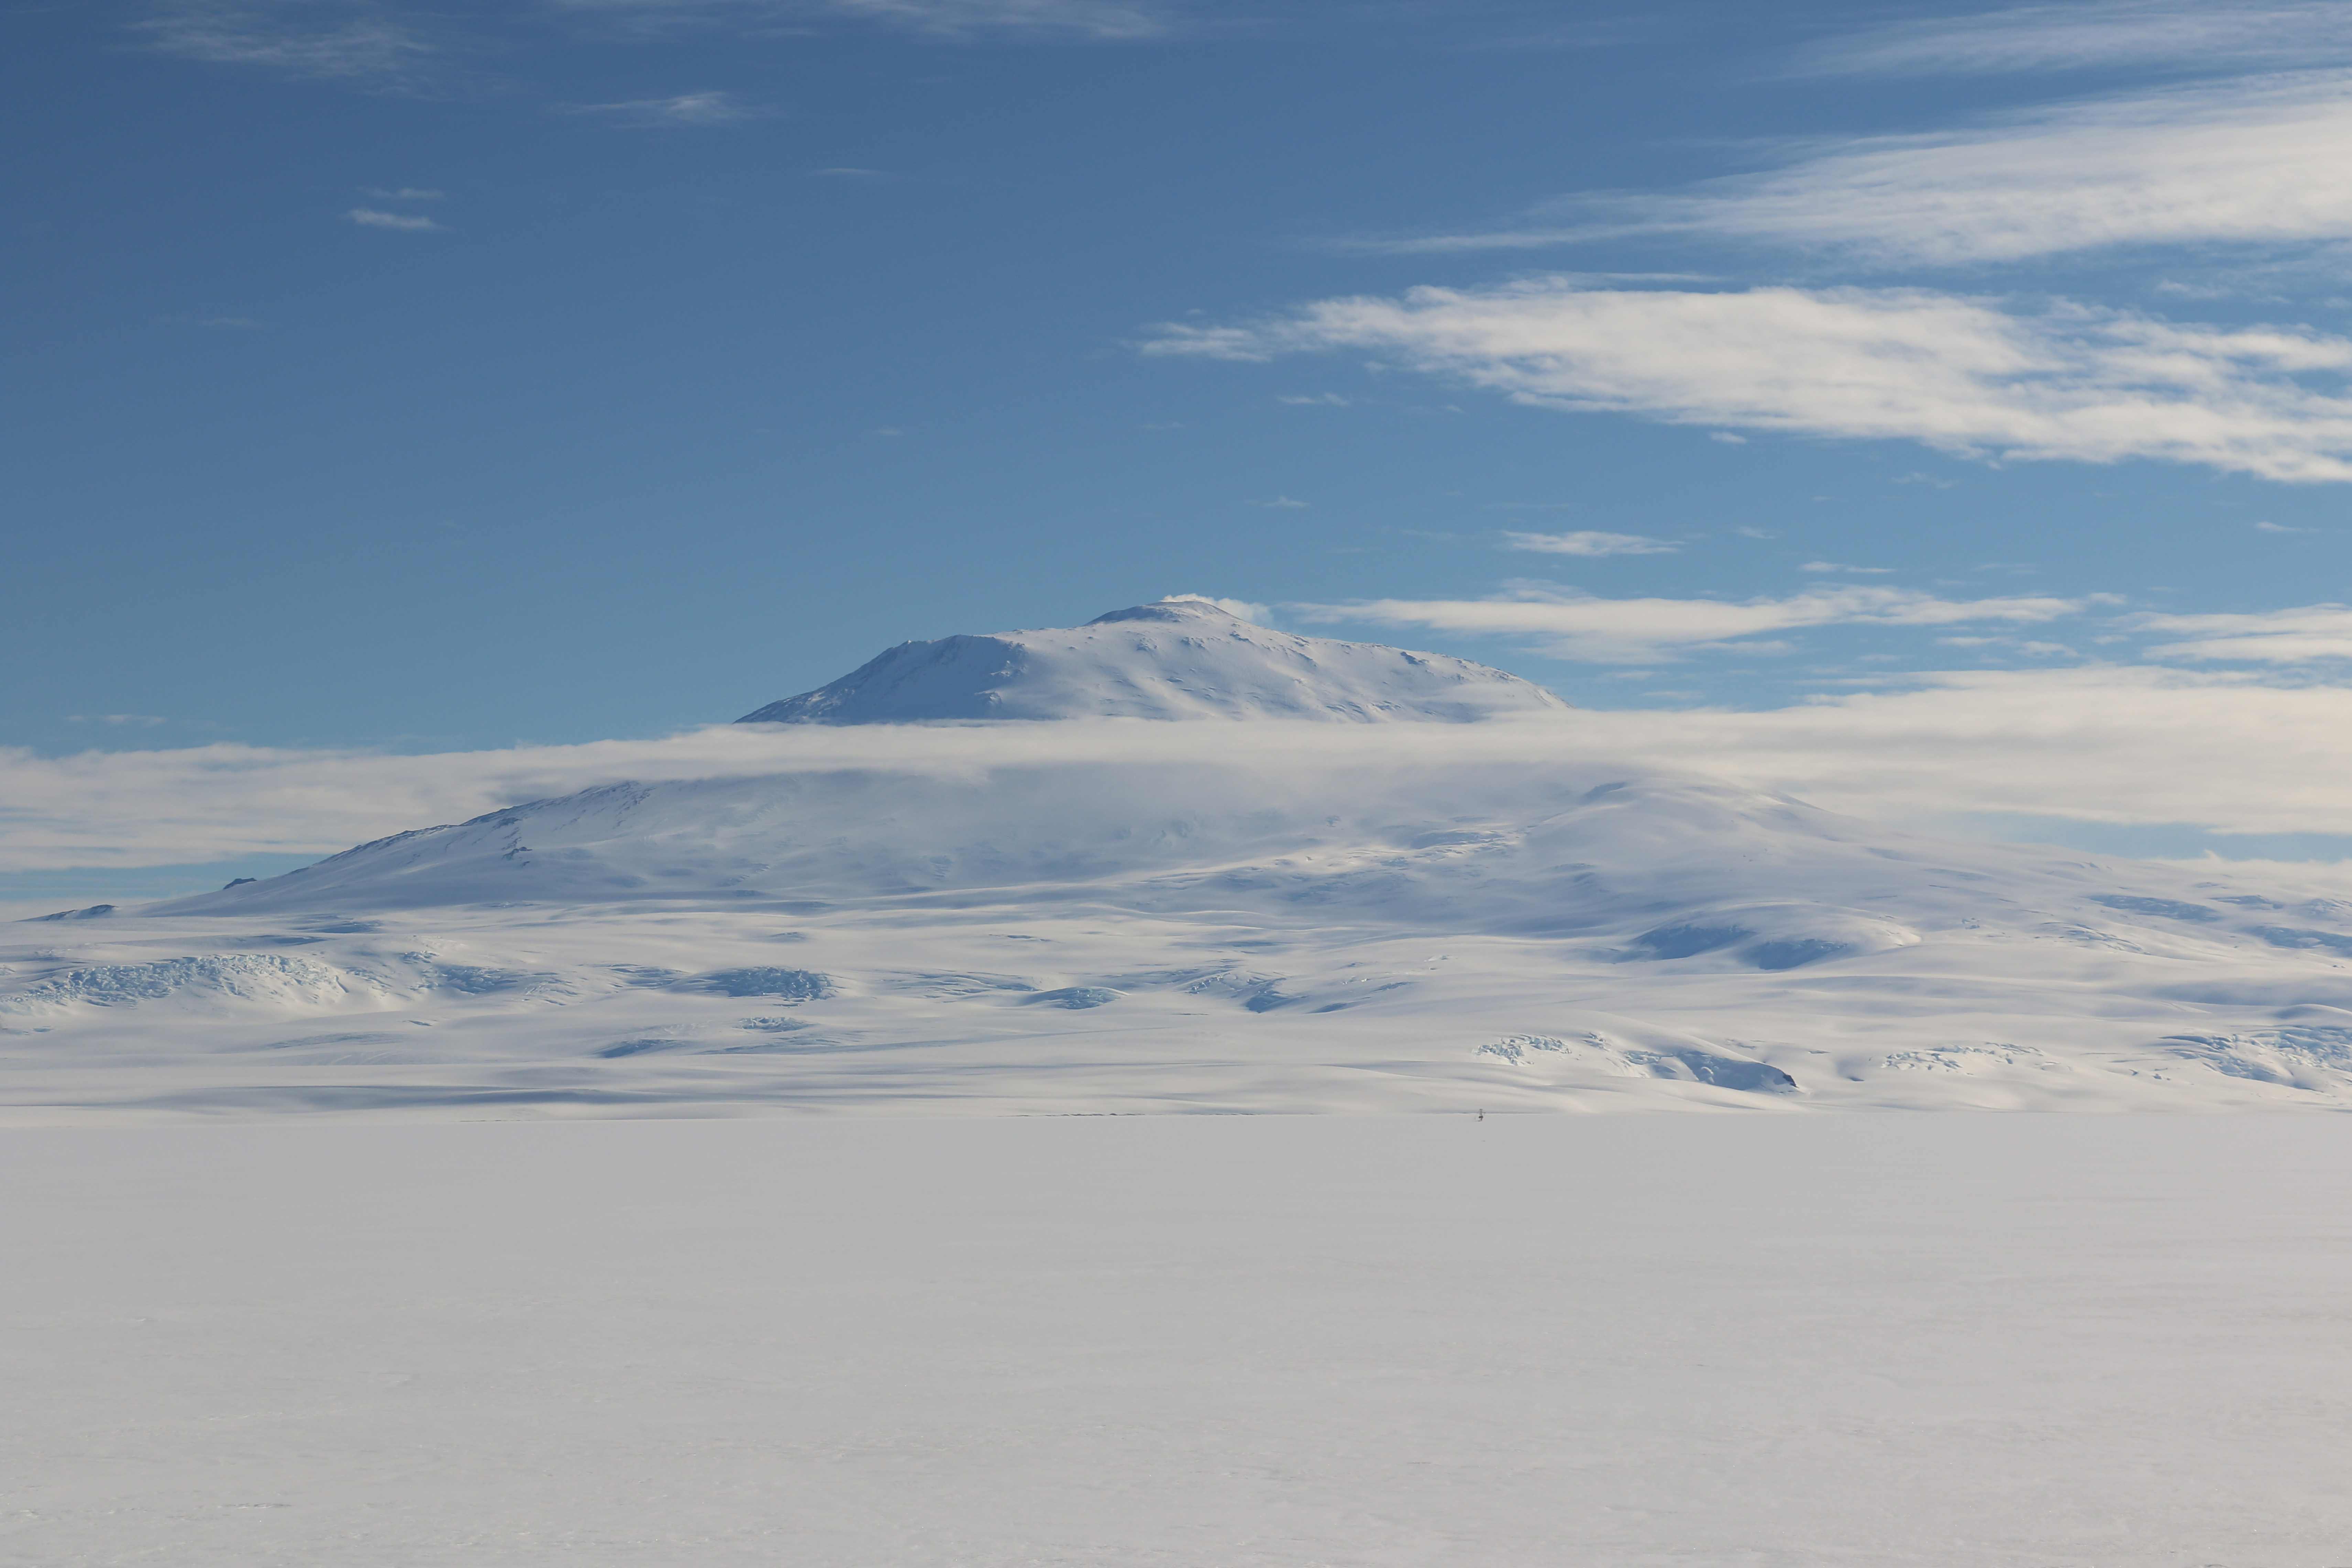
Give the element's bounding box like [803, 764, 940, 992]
[11, 601, 2352, 1120]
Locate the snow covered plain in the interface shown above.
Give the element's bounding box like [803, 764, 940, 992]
[9, 1113, 2352, 1567]
[10, 599, 2352, 1120]
[13, 600, 2352, 1567]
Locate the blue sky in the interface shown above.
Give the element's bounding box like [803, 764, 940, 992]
[11, 0, 2352, 899]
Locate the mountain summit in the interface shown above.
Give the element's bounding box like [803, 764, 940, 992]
[29, 592, 2352, 1116]
[737, 597, 1569, 723]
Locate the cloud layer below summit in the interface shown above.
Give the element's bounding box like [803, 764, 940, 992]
[11, 659, 2352, 881]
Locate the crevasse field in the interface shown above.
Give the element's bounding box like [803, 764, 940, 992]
[10, 602, 2352, 1566]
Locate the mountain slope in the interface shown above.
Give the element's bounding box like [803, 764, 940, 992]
[12, 607, 2352, 1120]
[737, 598, 1570, 723]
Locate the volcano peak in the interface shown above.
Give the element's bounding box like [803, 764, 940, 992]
[736, 598, 1568, 724]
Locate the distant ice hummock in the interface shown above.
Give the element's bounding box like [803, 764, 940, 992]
[736, 597, 1568, 723]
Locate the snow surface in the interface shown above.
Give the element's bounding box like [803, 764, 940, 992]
[736, 597, 1570, 723]
[19, 604, 2352, 1565]
[15, 601, 2352, 1119]
[8, 1114, 2352, 1567]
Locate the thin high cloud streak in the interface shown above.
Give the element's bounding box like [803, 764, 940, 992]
[1504, 530, 1678, 557]
[1376, 71, 2352, 266]
[1623, 72, 2352, 265]
[348, 208, 441, 230]
[1809, 1, 2352, 75]
[15, 672, 2352, 877]
[2133, 603, 2352, 662]
[136, 0, 436, 81]
[550, 0, 1169, 37]
[1291, 586, 2091, 663]
[1148, 280, 2352, 483]
[567, 90, 760, 124]
[1300, 589, 2352, 666]
[132, 0, 1169, 88]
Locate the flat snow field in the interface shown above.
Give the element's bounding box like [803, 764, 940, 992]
[7, 1115, 2351, 1568]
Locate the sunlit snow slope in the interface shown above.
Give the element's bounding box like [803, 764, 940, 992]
[9, 601, 2352, 1120]
[736, 597, 1568, 722]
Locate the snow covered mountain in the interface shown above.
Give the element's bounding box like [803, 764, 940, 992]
[737, 597, 1569, 723]
[11, 601, 2352, 1120]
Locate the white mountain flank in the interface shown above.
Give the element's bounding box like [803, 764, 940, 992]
[736, 597, 1569, 723]
[11, 600, 2352, 1120]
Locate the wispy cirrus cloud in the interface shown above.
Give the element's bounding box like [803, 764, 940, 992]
[808, 0, 1168, 34]
[135, 0, 1169, 94]
[1146, 278, 2352, 483]
[135, 0, 438, 83]
[2133, 603, 2352, 662]
[1502, 530, 1678, 557]
[1625, 71, 2352, 267]
[1806, 1, 2352, 76]
[1288, 584, 2093, 663]
[348, 207, 442, 230]
[565, 89, 762, 124]
[1366, 70, 2352, 267]
[543, 0, 1169, 39]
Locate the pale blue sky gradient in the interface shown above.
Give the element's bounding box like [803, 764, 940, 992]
[10, 0, 2352, 897]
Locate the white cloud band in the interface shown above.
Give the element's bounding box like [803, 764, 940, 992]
[348, 207, 441, 230]
[1808, 2, 2352, 76]
[565, 90, 758, 124]
[13, 670, 2352, 883]
[1289, 586, 2092, 663]
[1503, 530, 1679, 557]
[1147, 279, 2352, 482]
[1633, 71, 2352, 265]
[542, 0, 1166, 37]
[2133, 603, 2352, 662]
